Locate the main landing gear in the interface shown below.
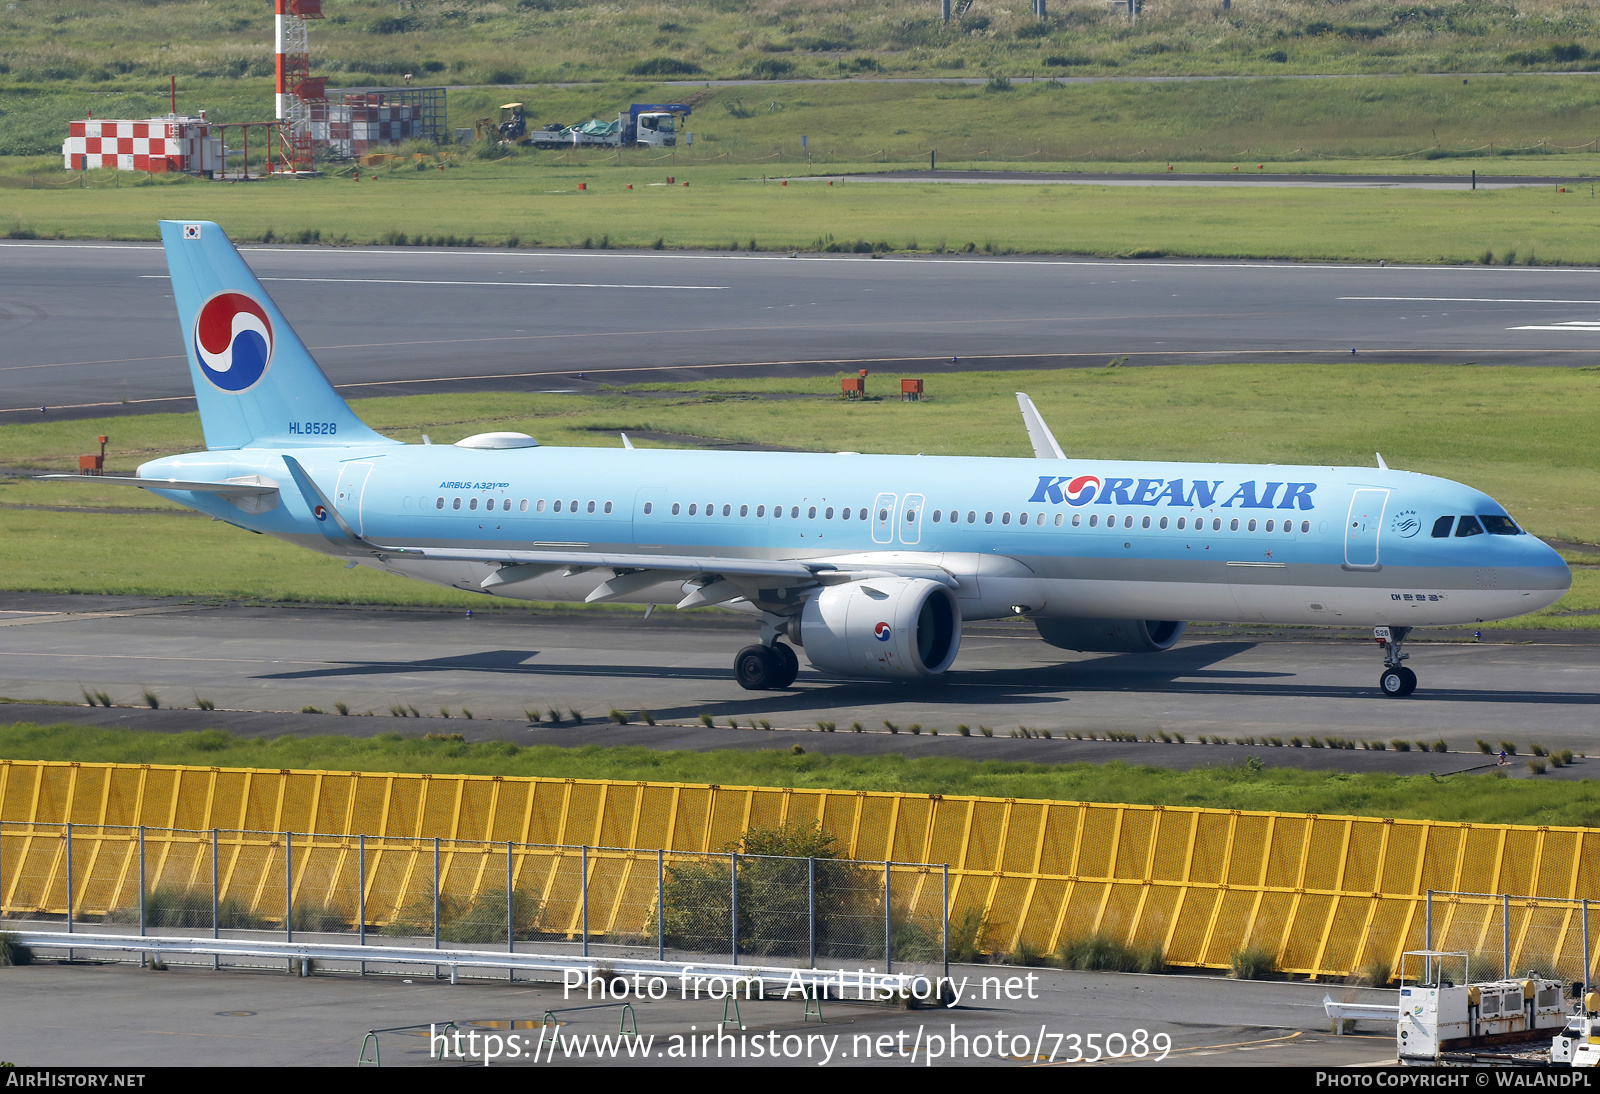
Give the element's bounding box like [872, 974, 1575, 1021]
[1375, 625, 1417, 697]
[735, 641, 799, 691]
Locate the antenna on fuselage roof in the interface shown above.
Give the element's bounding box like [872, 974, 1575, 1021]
[1376, 452, 1389, 470]
[1016, 392, 1066, 460]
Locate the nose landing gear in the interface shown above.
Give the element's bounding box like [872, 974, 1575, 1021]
[734, 640, 800, 691]
[1375, 625, 1417, 696]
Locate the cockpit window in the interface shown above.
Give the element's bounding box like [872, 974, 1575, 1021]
[1454, 515, 1484, 538]
[1481, 514, 1522, 535]
[1431, 516, 1454, 538]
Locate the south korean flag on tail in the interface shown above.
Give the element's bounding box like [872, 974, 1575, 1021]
[182, 223, 202, 240]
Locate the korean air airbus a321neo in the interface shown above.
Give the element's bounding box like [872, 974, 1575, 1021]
[48, 221, 1571, 695]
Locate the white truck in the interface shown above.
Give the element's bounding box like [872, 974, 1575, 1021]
[489, 103, 691, 149]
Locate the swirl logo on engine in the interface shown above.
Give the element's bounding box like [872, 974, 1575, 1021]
[874, 622, 893, 642]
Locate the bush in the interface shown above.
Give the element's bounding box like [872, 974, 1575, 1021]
[947, 907, 988, 963]
[746, 57, 795, 79]
[1499, 741, 1518, 756]
[658, 823, 888, 960]
[106, 885, 264, 929]
[383, 886, 542, 943]
[631, 57, 703, 76]
[609, 709, 630, 725]
[1358, 958, 1392, 986]
[1433, 740, 1448, 753]
[1528, 758, 1548, 775]
[1057, 932, 1165, 974]
[1230, 944, 1277, 980]
[0, 931, 34, 966]
[1531, 743, 1548, 757]
[291, 900, 350, 933]
[1477, 739, 1493, 754]
[1391, 740, 1411, 752]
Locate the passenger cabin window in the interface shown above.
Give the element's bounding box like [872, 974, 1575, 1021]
[1143, 516, 1152, 530]
[435, 497, 445, 510]
[826, 507, 835, 519]
[985, 512, 994, 525]
[688, 504, 696, 515]
[858, 509, 867, 521]
[469, 498, 479, 511]
[643, 502, 653, 515]
[604, 501, 614, 514]
[1176, 517, 1185, 530]
[791, 507, 800, 519]
[1455, 515, 1485, 538]
[808, 506, 817, 519]
[1001, 512, 1010, 525]
[520, 499, 529, 512]
[554, 500, 564, 512]
[740, 504, 749, 517]
[1247, 519, 1256, 532]
[722, 504, 731, 517]
[1431, 516, 1453, 538]
[1300, 520, 1310, 533]
[1481, 515, 1522, 535]
[536, 499, 546, 513]
[1054, 514, 1064, 527]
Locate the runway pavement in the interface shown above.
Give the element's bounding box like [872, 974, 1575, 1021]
[2, 593, 1595, 770]
[0, 955, 1396, 1067]
[8, 240, 1600, 421]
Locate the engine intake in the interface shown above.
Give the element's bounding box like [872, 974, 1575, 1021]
[795, 577, 961, 679]
[1034, 618, 1186, 653]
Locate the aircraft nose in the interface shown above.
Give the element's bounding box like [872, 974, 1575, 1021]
[1515, 536, 1572, 610]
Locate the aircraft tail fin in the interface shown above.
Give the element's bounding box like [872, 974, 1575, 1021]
[159, 220, 396, 451]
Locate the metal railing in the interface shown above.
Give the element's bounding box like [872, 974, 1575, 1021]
[1, 821, 949, 977]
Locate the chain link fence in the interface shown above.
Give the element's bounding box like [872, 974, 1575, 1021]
[1426, 890, 1597, 987]
[0, 822, 948, 976]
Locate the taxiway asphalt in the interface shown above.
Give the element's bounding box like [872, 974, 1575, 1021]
[1, 593, 1593, 771]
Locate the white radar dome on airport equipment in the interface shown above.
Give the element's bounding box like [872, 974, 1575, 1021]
[453, 432, 540, 449]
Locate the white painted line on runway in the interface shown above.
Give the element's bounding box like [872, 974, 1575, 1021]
[1508, 321, 1600, 331]
[1341, 296, 1600, 304]
[138, 274, 728, 291]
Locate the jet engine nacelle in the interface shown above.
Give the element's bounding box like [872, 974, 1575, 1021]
[1034, 617, 1186, 653]
[795, 577, 962, 679]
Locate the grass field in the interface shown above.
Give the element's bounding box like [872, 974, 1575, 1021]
[15, 76, 1600, 164]
[7, 156, 1600, 265]
[1, 367, 1596, 623]
[6, 0, 1600, 89]
[1, 723, 1595, 828]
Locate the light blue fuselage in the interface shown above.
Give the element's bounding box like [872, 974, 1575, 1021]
[142, 444, 1570, 627]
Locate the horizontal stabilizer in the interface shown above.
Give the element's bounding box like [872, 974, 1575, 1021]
[36, 474, 278, 496]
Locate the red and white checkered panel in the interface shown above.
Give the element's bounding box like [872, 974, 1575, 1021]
[64, 118, 192, 170]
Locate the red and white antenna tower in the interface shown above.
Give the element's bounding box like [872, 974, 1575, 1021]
[274, 0, 325, 173]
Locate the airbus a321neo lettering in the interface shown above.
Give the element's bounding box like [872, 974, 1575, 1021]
[47, 222, 1570, 696]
